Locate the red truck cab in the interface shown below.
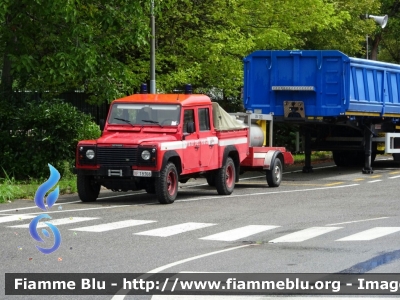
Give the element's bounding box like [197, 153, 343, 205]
[75, 92, 249, 204]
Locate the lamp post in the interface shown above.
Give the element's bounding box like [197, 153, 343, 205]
[150, 0, 156, 93]
[366, 14, 388, 60]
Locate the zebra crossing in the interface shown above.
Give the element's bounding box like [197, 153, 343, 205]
[3, 214, 400, 243]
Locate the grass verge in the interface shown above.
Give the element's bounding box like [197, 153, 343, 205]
[0, 162, 77, 203]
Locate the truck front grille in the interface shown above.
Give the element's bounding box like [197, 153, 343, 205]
[97, 147, 138, 166]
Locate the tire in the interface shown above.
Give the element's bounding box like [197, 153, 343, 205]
[206, 174, 215, 186]
[145, 183, 156, 194]
[155, 162, 178, 204]
[333, 151, 365, 167]
[266, 158, 282, 187]
[77, 174, 100, 202]
[215, 157, 235, 195]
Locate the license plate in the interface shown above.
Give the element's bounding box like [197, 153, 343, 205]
[133, 170, 152, 177]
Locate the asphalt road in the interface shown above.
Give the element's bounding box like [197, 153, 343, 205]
[1, 157, 400, 300]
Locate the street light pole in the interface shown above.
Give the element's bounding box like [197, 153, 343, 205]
[365, 14, 388, 60]
[150, 0, 156, 93]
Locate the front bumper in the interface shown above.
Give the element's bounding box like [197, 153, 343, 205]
[74, 167, 160, 178]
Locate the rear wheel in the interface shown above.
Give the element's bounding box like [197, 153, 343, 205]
[156, 162, 178, 204]
[77, 174, 100, 202]
[266, 158, 282, 187]
[215, 157, 235, 195]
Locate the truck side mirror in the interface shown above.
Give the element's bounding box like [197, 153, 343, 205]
[99, 119, 105, 131]
[186, 122, 195, 134]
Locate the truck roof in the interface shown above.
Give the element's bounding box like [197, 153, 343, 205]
[113, 94, 212, 107]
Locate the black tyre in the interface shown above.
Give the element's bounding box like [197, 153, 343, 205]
[155, 162, 178, 204]
[266, 158, 282, 187]
[215, 157, 235, 195]
[206, 174, 215, 186]
[145, 183, 156, 194]
[77, 174, 100, 202]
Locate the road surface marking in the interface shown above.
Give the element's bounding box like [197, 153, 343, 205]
[337, 227, 400, 241]
[135, 222, 216, 237]
[389, 171, 400, 174]
[199, 225, 280, 241]
[112, 245, 252, 300]
[367, 180, 382, 183]
[353, 178, 364, 181]
[0, 215, 35, 223]
[70, 219, 156, 232]
[9, 217, 98, 228]
[324, 182, 343, 186]
[370, 175, 382, 178]
[269, 227, 342, 243]
[389, 175, 400, 179]
[177, 184, 359, 203]
[326, 217, 389, 226]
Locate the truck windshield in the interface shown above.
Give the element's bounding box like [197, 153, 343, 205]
[108, 103, 181, 126]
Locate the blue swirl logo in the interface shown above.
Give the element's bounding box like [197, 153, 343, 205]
[29, 164, 62, 254]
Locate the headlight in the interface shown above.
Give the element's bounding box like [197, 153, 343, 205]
[141, 150, 151, 160]
[86, 149, 95, 159]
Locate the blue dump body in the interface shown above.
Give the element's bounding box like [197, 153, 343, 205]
[243, 50, 400, 117]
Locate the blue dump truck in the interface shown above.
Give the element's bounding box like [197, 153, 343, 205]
[243, 50, 400, 173]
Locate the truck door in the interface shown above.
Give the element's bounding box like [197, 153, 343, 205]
[198, 107, 217, 168]
[182, 109, 200, 170]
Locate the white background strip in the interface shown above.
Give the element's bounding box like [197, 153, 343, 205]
[269, 227, 342, 243]
[9, 217, 98, 228]
[200, 225, 279, 241]
[135, 222, 216, 237]
[337, 227, 400, 241]
[71, 220, 156, 232]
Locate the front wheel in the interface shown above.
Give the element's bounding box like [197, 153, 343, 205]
[215, 157, 235, 195]
[266, 158, 282, 187]
[77, 174, 100, 202]
[156, 162, 178, 204]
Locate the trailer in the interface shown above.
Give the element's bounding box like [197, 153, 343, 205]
[243, 50, 400, 173]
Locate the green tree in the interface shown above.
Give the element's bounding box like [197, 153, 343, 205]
[0, 0, 154, 103]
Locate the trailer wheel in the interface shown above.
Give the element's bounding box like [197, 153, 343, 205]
[156, 162, 178, 204]
[215, 157, 235, 195]
[77, 174, 100, 202]
[266, 158, 282, 187]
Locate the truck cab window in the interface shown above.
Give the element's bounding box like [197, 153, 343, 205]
[199, 108, 210, 131]
[183, 109, 195, 133]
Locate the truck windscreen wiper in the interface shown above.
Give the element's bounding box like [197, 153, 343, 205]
[141, 120, 162, 127]
[114, 117, 134, 127]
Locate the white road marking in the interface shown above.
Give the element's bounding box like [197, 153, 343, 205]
[389, 175, 400, 179]
[176, 184, 359, 203]
[337, 227, 400, 241]
[269, 227, 342, 243]
[71, 220, 156, 232]
[135, 222, 216, 237]
[367, 180, 382, 183]
[200, 225, 279, 241]
[326, 217, 389, 226]
[0, 215, 35, 223]
[111, 245, 252, 300]
[9, 217, 98, 228]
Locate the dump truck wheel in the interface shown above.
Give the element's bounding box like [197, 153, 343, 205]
[156, 162, 178, 204]
[266, 158, 282, 187]
[77, 174, 100, 202]
[215, 157, 235, 195]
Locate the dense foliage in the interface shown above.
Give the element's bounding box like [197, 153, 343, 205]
[0, 99, 100, 179]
